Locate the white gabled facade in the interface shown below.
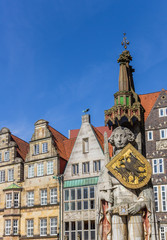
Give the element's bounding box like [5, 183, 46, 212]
[63, 114, 105, 240]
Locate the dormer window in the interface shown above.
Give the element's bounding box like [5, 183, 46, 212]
[83, 138, 89, 153]
[34, 144, 39, 155]
[4, 151, 9, 161]
[42, 142, 48, 153]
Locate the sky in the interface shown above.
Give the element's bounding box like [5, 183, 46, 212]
[0, 0, 167, 141]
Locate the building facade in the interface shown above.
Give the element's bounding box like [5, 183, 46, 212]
[63, 114, 112, 240]
[143, 89, 167, 240]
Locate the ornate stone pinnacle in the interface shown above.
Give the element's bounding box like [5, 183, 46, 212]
[121, 33, 129, 50]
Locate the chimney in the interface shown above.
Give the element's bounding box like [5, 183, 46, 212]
[82, 114, 90, 124]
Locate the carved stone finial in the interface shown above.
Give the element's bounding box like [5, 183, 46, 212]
[117, 50, 132, 64]
[121, 33, 129, 49]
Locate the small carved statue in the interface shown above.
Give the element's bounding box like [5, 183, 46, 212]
[97, 126, 158, 240]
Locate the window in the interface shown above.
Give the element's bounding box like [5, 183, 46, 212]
[37, 163, 44, 176]
[27, 219, 33, 237]
[34, 144, 39, 155]
[5, 219, 11, 235]
[90, 220, 95, 240]
[160, 129, 167, 139]
[50, 217, 57, 235]
[159, 108, 167, 117]
[27, 191, 34, 207]
[93, 160, 101, 172]
[13, 219, 18, 235]
[8, 169, 14, 181]
[161, 186, 167, 212]
[42, 142, 48, 153]
[41, 189, 47, 205]
[147, 131, 153, 141]
[28, 165, 34, 178]
[40, 219, 47, 236]
[6, 193, 12, 208]
[64, 186, 95, 213]
[50, 188, 57, 204]
[14, 193, 19, 208]
[152, 159, 164, 174]
[82, 162, 90, 174]
[47, 161, 53, 175]
[0, 170, 5, 182]
[4, 151, 9, 161]
[83, 138, 89, 153]
[0, 153, 2, 162]
[72, 164, 79, 175]
[153, 186, 159, 212]
[71, 189, 75, 211]
[160, 227, 165, 240]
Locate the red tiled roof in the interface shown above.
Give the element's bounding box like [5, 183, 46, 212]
[139, 90, 167, 121]
[48, 125, 68, 160]
[70, 126, 112, 139]
[11, 134, 29, 160]
[63, 138, 76, 159]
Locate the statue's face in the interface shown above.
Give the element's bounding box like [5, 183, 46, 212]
[114, 129, 128, 149]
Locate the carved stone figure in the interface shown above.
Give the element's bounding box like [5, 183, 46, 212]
[97, 127, 158, 240]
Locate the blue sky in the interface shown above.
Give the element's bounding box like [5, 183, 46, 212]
[0, 0, 167, 141]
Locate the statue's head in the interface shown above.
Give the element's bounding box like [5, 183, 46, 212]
[109, 126, 135, 150]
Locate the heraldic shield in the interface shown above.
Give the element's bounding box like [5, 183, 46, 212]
[106, 143, 152, 189]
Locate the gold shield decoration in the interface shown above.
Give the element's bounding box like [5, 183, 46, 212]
[106, 143, 152, 189]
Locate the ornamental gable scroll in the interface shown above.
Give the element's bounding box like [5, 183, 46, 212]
[106, 143, 152, 189]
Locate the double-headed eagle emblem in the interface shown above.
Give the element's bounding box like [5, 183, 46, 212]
[106, 143, 152, 189]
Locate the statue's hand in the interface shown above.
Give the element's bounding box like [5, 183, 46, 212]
[128, 201, 146, 215]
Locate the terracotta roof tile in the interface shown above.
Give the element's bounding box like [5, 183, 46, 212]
[48, 125, 68, 160]
[139, 91, 167, 121]
[11, 134, 29, 161]
[63, 138, 76, 159]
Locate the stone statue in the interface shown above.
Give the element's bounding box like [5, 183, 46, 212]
[97, 126, 158, 240]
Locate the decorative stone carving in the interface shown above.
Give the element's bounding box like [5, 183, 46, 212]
[97, 127, 158, 240]
[156, 140, 167, 150]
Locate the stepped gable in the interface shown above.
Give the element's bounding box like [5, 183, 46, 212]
[139, 91, 163, 121]
[11, 134, 29, 160]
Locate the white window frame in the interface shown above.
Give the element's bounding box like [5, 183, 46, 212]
[50, 188, 57, 204]
[42, 142, 48, 153]
[27, 219, 34, 237]
[47, 161, 53, 175]
[28, 165, 34, 178]
[37, 163, 44, 176]
[41, 189, 47, 205]
[161, 186, 167, 212]
[152, 158, 164, 174]
[14, 192, 19, 208]
[147, 131, 153, 141]
[6, 193, 12, 208]
[34, 144, 39, 155]
[8, 168, 14, 182]
[153, 186, 159, 212]
[40, 218, 47, 236]
[82, 162, 90, 174]
[72, 164, 79, 175]
[5, 219, 11, 235]
[13, 219, 18, 235]
[160, 129, 167, 139]
[159, 108, 167, 117]
[83, 138, 89, 153]
[0, 170, 5, 183]
[93, 160, 101, 172]
[50, 217, 57, 235]
[27, 191, 34, 207]
[160, 226, 166, 240]
[4, 151, 9, 161]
